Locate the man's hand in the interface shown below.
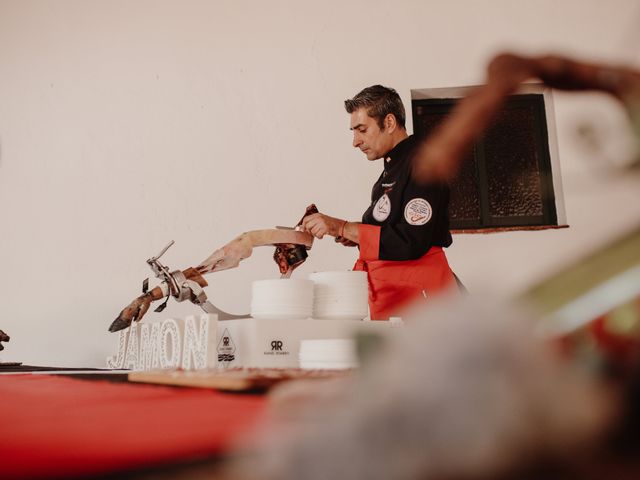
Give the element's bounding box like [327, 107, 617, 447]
[301, 211, 359, 245]
[335, 236, 357, 247]
[301, 213, 344, 239]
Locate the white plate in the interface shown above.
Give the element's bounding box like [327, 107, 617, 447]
[251, 308, 313, 317]
[251, 313, 310, 320]
[309, 271, 367, 282]
[313, 306, 368, 313]
[252, 303, 313, 309]
[313, 314, 366, 321]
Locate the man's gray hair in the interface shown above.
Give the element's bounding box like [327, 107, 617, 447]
[344, 85, 406, 130]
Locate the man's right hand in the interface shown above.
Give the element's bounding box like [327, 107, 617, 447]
[301, 213, 344, 239]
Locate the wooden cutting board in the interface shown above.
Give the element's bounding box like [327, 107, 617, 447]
[129, 367, 349, 392]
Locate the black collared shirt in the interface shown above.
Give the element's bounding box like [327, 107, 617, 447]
[361, 135, 452, 261]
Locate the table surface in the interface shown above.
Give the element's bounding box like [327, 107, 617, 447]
[0, 372, 267, 480]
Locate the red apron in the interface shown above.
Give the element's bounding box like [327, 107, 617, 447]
[354, 224, 456, 320]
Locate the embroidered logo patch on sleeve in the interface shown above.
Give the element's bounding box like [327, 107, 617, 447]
[404, 198, 432, 225]
[373, 194, 391, 222]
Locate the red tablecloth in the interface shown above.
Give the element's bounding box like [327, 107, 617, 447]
[0, 374, 267, 479]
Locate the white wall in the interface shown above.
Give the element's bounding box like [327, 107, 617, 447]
[1, 0, 639, 366]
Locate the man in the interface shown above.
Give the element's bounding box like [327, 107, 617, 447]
[301, 85, 457, 320]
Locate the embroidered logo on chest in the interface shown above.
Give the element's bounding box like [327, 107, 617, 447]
[373, 194, 391, 222]
[404, 198, 432, 225]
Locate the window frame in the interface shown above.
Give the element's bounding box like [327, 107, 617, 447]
[411, 83, 567, 233]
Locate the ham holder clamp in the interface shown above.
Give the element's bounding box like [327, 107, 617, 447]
[109, 205, 318, 333]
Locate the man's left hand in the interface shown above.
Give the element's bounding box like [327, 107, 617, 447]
[335, 236, 357, 247]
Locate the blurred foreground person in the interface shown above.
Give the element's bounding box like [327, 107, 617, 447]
[228, 296, 616, 480]
[223, 51, 640, 479]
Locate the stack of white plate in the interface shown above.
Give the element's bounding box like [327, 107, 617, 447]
[251, 278, 314, 320]
[299, 338, 358, 369]
[309, 270, 369, 320]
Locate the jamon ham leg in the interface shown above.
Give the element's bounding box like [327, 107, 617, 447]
[110, 206, 317, 332]
[196, 228, 313, 275]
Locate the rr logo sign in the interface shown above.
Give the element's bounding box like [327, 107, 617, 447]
[270, 340, 283, 351]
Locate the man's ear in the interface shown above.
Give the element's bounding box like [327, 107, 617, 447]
[384, 113, 397, 133]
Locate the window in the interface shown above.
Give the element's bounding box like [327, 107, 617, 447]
[412, 84, 567, 233]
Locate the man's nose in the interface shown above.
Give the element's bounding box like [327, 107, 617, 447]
[352, 133, 362, 148]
